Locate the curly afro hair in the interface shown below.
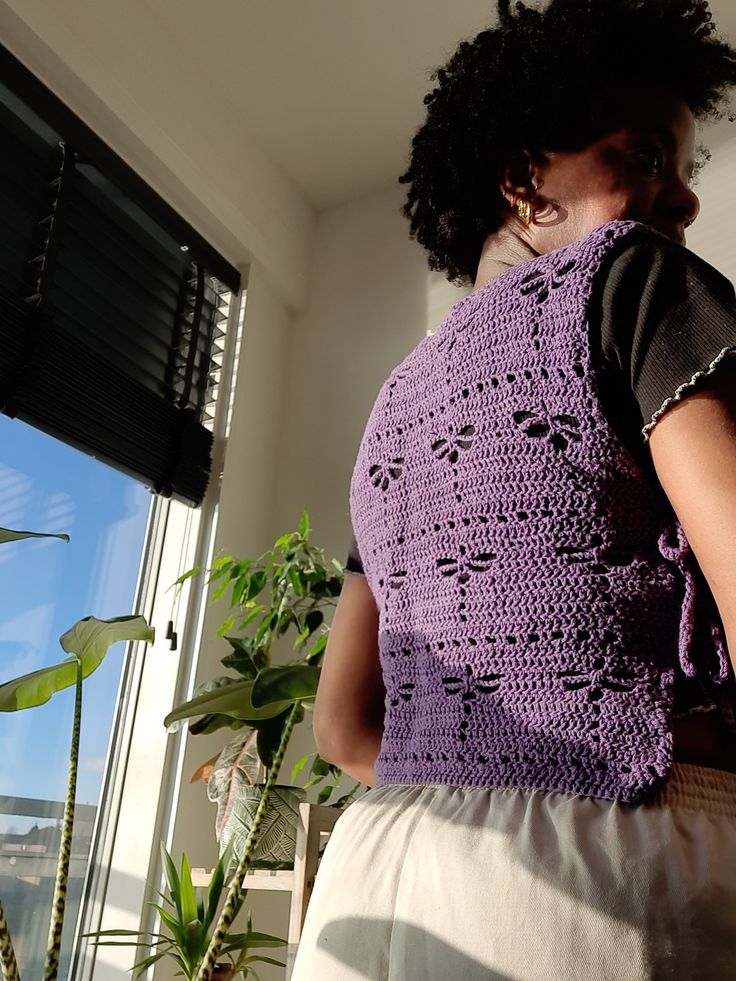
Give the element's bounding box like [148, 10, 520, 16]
[399, 0, 736, 285]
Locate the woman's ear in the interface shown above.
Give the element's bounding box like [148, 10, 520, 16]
[497, 147, 545, 205]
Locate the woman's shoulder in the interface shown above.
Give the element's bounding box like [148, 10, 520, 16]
[597, 225, 735, 303]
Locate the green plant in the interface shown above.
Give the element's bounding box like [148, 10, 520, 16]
[161, 510, 369, 979]
[84, 841, 287, 980]
[194, 702, 301, 980]
[165, 510, 363, 868]
[0, 526, 155, 981]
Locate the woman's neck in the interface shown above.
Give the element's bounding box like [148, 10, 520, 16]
[472, 224, 539, 292]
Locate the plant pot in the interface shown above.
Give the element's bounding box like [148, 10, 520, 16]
[221, 783, 307, 872]
[212, 965, 236, 981]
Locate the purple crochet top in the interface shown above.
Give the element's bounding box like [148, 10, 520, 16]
[349, 219, 733, 804]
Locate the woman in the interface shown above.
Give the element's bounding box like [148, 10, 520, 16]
[291, 1, 736, 978]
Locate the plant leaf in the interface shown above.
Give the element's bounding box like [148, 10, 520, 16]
[206, 838, 234, 927]
[220, 637, 262, 679]
[150, 902, 187, 948]
[173, 566, 200, 588]
[215, 614, 235, 637]
[190, 676, 237, 701]
[290, 753, 311, 784]
[235, 605, 266, 632]
[246, 569, 267, 603]
[190, 752, 222, 784]
[256, 709, 291, 769]
[311, 756, 330, 777]
[132, 949, 171, 976]
[0, 526, 69, 544]
[0, 615, 154, 711]
[163, 680, 291, 731]
[223, 931, 288, 949]
[219, 786, 304, 874]
[159, 844, 182, 920]
[304, 610, 324, 635]
[250, 664, 320, 708]
[178, 853, 198, 925]
[188, 712, 245, 736]
[253, 610, 276, 647]
[305, 633, 328, 664]
[207, 730, 261, 840]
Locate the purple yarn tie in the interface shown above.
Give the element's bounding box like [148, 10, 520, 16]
[657, 520, 730, 682]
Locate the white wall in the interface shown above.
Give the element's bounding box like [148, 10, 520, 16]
[0, 0, 315, 312]
[272, 182, 463, 558]
[686, 127, 736, 283]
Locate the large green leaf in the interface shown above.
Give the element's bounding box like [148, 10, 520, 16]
[207, 730, 262, 840]
[163, 679, 291, 731]
[0, 615, 154, 712]
[218, 786, 304, 874]
[256, 709, 292, 769]
[168, 678, 247, 735]
[0, 527, 69, 544]
[250, 664, 320, 708]
[188, 712, 245, 736]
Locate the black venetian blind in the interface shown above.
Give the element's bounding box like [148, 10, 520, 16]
[0, 44, 240, 506]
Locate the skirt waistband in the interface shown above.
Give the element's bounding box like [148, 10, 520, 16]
[655, 761, 736, 818]
[372, 761, 736, 819]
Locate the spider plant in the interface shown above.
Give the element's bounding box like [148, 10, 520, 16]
[83, 841, 287, 979]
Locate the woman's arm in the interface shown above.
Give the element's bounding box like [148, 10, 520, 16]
[313, 572, 385, 787]
[648, 358, 736, 671]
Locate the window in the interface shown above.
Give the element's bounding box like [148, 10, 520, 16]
[0, 415, 151, 977]
[0, 38, 245, 977]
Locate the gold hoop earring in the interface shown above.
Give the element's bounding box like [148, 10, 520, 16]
[515, 198, 534, 226]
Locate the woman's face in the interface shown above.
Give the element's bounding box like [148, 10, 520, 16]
[510, 88, 701, 252]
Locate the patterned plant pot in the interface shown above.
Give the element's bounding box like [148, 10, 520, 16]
[221, 784, 307, 872]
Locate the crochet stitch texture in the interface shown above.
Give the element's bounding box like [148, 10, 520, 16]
[349, 219, 732, 804]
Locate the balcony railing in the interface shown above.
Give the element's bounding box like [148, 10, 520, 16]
[0, 795, 97, 977]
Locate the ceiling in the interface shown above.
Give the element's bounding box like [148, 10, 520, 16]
[142, 0, 736, 212]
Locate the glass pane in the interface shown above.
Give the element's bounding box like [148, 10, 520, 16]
[0, 414, 152, 977]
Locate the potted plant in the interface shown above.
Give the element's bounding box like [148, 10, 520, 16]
[0, 525, 156, 981]
[84, 841, 287, 980]
[165, 510, 363, 876]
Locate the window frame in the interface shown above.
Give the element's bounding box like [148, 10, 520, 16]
[70, 284, 245, 979]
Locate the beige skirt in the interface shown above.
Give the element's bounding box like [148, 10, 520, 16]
[290, 762, 736, 980]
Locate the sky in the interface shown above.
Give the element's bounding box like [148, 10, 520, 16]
[0, 413, 151, 822]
